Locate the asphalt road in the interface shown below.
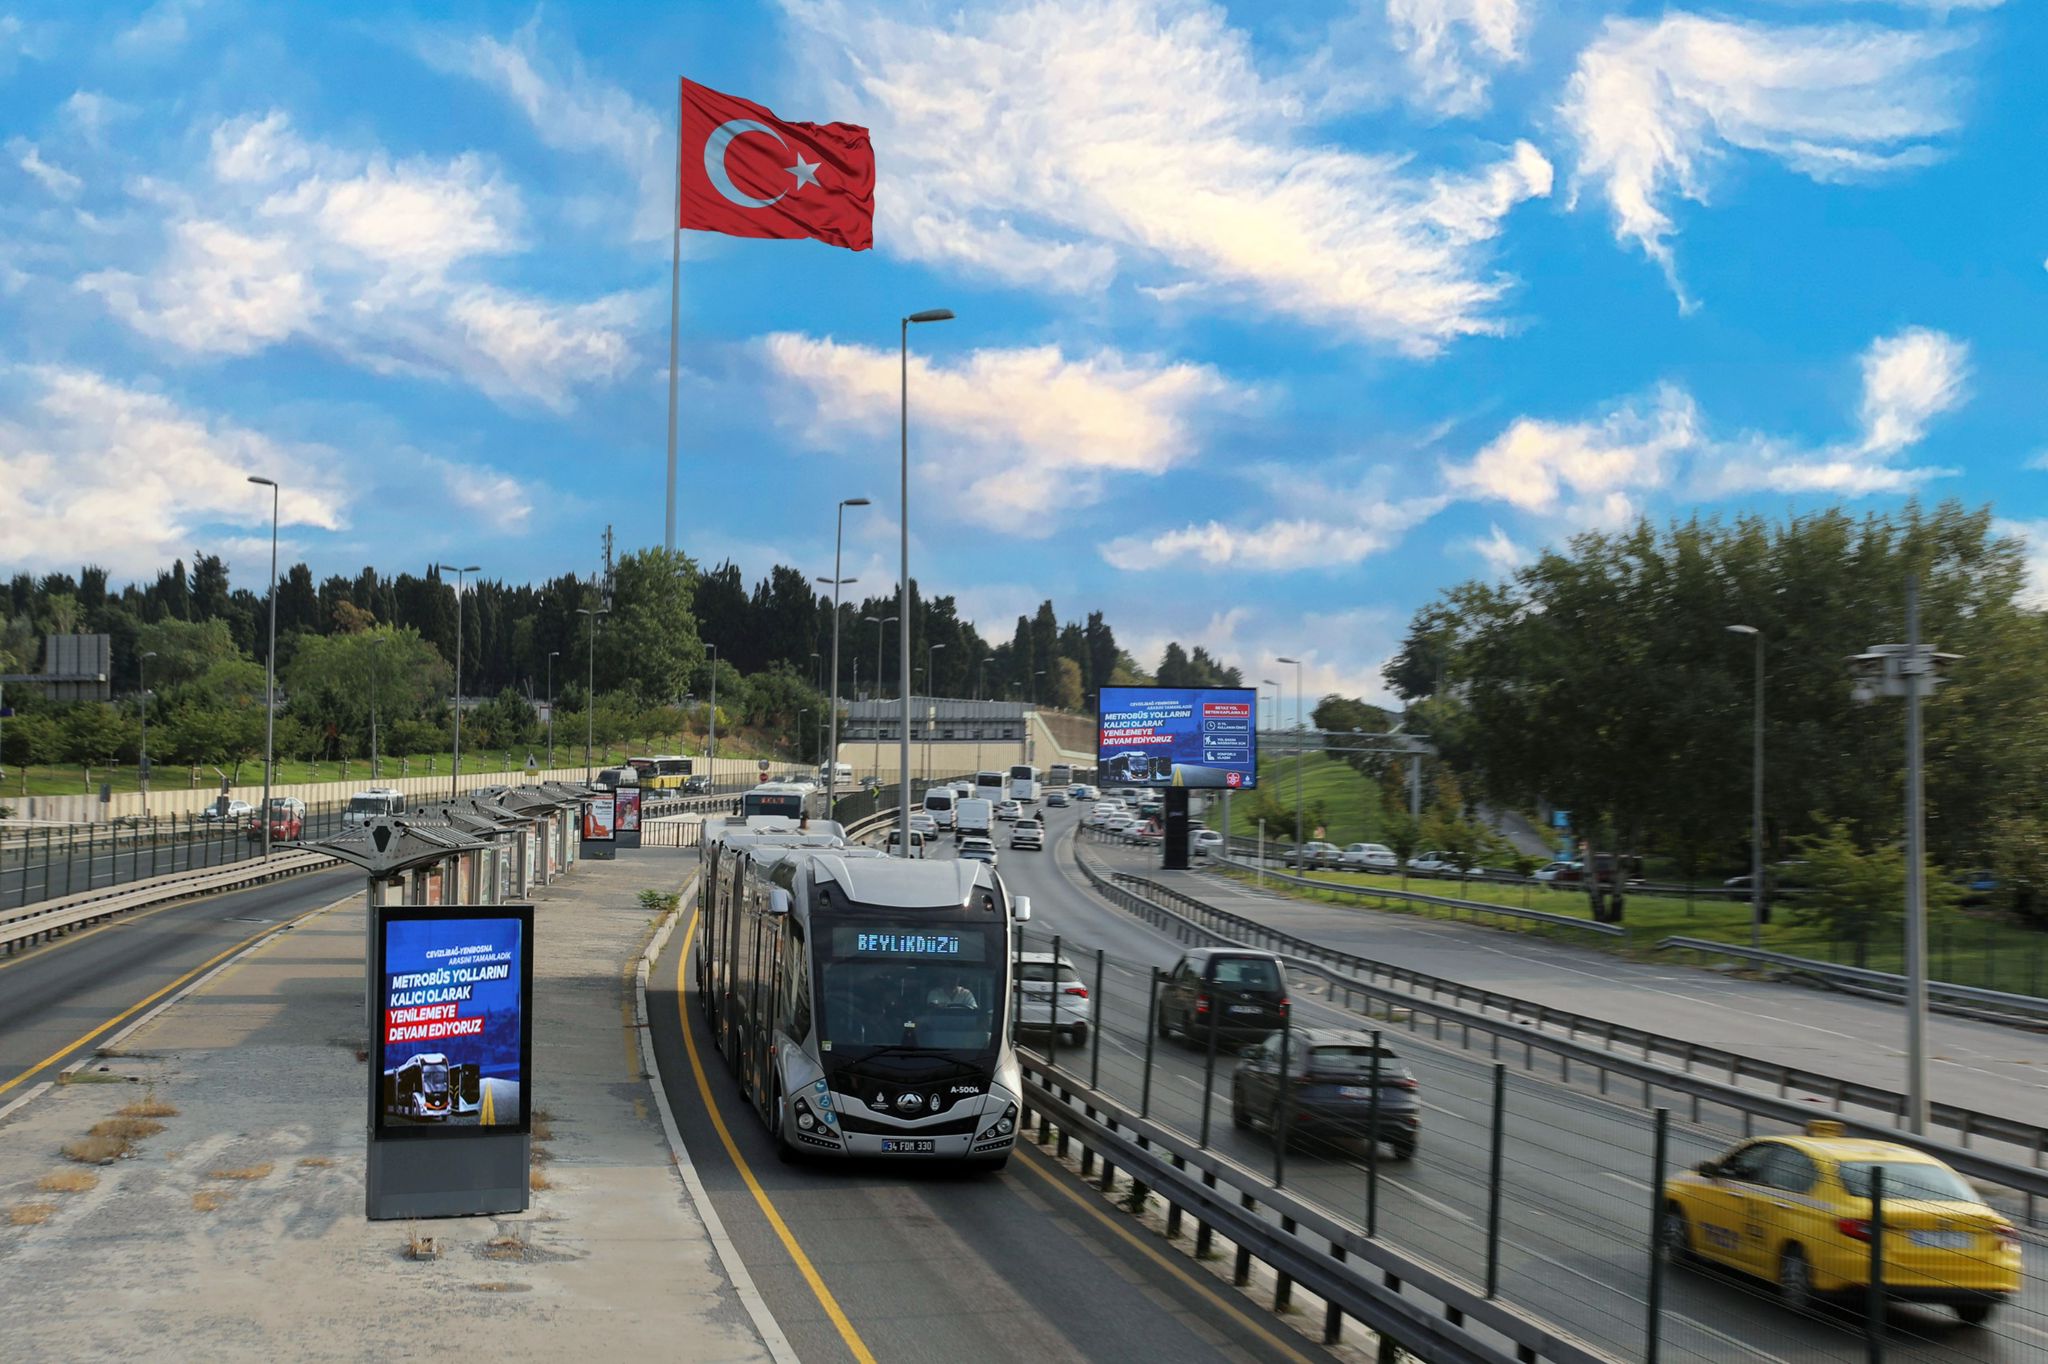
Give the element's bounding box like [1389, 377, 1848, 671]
[991, 807, 2048, 1364]
[0, 866, 359, 1100]
[647, 856, 1340, 1364]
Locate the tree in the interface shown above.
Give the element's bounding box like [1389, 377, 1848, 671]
[1789, 820, 1960, 966]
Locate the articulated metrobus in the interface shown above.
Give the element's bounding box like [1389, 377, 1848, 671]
[697, 827, 1032, 1166]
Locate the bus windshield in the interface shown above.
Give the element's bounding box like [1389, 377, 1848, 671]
[817, 923, 1002, 1055]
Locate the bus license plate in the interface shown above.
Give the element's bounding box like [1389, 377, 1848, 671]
[1907, 1230, 1970, 1249]
[880, 1139, 935, 1154]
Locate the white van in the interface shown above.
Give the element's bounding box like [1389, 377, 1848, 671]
[954, 797, 994, 844]
[344, 787, 406, 826]
[922, 789, 958, 829]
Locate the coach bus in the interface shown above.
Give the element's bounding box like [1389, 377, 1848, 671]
[697, 828, 1032, 1168]
[1007, 763, 1041, 805]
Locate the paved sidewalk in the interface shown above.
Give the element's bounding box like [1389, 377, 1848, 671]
[1080, 838, 2048, 1129]
[0, 846, 769, 1363]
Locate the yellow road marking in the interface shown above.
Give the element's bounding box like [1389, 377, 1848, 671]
[676, 909, 878, 1364]
[0, 898, 337, 1099]
[1015, 1140, 1321, 1364]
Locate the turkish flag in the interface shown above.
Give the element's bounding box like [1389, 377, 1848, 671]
[678, 78, 874, 251]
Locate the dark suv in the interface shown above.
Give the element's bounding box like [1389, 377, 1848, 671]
[1230, 1028, 1420, 1158]
[1155, 949, 1289, 1045]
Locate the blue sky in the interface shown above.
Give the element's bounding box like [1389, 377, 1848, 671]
[3, 0, 2044, 702]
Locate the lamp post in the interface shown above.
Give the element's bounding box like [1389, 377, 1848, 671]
[437, 563, 480, 799]
[821, 496, 869, 810]
[576, 606, 609, 782]
[706, 642, 718, 787]
[368, 634, 386, 782]
[246, 475, 279, 860]
[1725, 625, 1765, 948]
[898, 306, 954, 852]
[1277, 657, 1305, 849]
[545, 650, 559, 770]
[138, 650, 157, 816]
[1847, 575, 1959, 1136]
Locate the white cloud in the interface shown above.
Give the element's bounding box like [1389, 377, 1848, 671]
[82, 111, 636, 410]
[430, 455, 535, 533]
[1459, 521, 1529, 576]
[1560, 13, 1969, 299]
[782, 0, 1553, 353]
[1443, 383, 1702, 518]
[10, 138, 81, 198]
[1102, 491, 1446, 571]
[1387, 0, 1526, 116]
[422, 21, 670, 241]
[1857, 325, 1968, 454]
[0, 366, 348, 577]
[758, 331, 1241, 533]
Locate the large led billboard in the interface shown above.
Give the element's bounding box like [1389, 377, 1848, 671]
[373, 906, 533, 1138]
[1097, 686, 1258, 789]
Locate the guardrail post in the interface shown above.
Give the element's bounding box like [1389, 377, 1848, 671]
[1865, 1165, 1885, 1362]
[1484, 1063, 1506, 1298]
[1141, 968, 1160, 1119]
[1090, 947, 1105, 1089]
[1645, 1107, 1668, 1364]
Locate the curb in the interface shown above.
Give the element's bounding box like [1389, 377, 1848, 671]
[635, 873, 798, 1364]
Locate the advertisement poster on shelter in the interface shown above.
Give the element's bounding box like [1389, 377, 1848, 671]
[374, 908, 532, 1136]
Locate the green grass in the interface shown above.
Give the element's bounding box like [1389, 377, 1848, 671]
[1224, 752, 1383, 845]
[1225, 865, 2048, 998]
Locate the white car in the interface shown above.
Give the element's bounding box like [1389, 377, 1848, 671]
[958, 836, 1000, 867]
[1015, 952, 1091, 1044]
[995, 800, 1024, 822]
[1339, 842, 1398, 872]
[1010, 819, 1044, 851]
[1192, 829, 1225, 857]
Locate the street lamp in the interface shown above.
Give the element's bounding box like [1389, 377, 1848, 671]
[898, 306, 954, 852]
[1725, 625, 1764, 949]
[821, 494, 869, 809]
[1847, 575, 1960, 1136]
[545, 650, 559, 770]
[246, 476, 279, 859]
[706, 642, 719, 784]
[437, 563, 480, 799]
[138, 650, 157, 816]
[368, 634, 386, 781]
[576, 606, 610, 782]
[1277, 657, 1305, 850]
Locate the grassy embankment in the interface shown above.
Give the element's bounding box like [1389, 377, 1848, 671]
[1207, 753, 2045, 995]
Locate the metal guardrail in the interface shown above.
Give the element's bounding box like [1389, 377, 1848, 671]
[1069, 853, 2048, 1211]
[1217, 855, 1626, 937]
[0, 850, 336, 954]
[1657, 936, 2048, 1025]
[1015, 1053, 1622, 1364]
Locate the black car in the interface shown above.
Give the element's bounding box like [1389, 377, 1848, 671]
[1230, 1028, 1420, 1158]
[1155, 949, 1290, 1045]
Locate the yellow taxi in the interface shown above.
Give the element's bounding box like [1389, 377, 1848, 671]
[1662, 1120, 2021, 1325]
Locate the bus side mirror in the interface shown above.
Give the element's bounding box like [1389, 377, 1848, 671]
[769, 889, 792, 917]
[1012, 895, 1032, 923]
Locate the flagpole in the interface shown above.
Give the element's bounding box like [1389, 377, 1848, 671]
[665, 77, 682, 555]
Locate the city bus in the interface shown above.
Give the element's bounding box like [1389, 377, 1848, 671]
[1008, 763, 1041, 805]
[697, 829, 1032, 1167]
[631, 755, 694, 791]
